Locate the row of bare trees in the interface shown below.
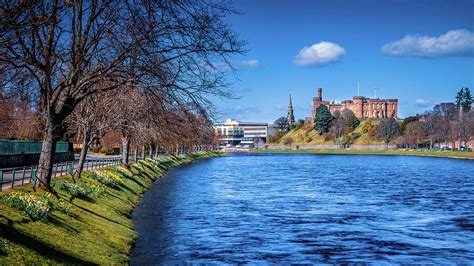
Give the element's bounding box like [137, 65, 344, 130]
[1, 0, 245, 190]
[396, 102, 474, 150]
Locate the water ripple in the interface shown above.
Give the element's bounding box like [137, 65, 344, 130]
[131, 154, 474, 264]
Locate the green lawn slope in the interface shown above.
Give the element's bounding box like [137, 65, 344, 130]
[0, 151, 223, 265]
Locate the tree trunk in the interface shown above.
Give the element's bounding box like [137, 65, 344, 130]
[76, 130, 91, 179]
[141, 145, 146, 159]
[121, 135, 130, 166]
[149, 144, 153, 158]
[36, 118, 60, 190]
[175, 143, 179, 155]
[155, 145, 159, 157]
[134, 147, 138, 162]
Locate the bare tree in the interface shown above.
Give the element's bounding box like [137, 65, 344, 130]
[377, 116, 400, 148]
[1, 1, 134, 189]
[1, 0, 244, 189]
[423, 112, 439, 149]
[71, 92, 113, 178]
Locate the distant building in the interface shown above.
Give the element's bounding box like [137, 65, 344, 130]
[312, 87, 398, 121]
[287, 94, 295, 126]
[214, 119, 275, 148]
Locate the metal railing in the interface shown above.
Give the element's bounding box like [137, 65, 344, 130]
[0, 157, 121, 191]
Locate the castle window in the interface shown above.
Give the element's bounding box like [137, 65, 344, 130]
[377, 104, 379, 108]
[392, 104, 395, 110]
[356, 103, 359, 108]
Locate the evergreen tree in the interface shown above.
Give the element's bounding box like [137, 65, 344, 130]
[314, 105, 334, 134]
[455, 88, 464, 109]
[456, 87, 473, 112]
[462, 88, 472, 111]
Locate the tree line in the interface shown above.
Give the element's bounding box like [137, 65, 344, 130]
[0, 0, 245, 190]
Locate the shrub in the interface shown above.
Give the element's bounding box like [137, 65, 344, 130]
[132, 163, 147, 174]
[39, 192, 72, 216]
[53, 180, 91, 199]
[0, 237, 8, 251]
[0, 192, 51, 220]
[90, 170, 122, 188]
[115, 166, 133, 178]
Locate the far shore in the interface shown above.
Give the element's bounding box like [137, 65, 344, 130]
[252, 148, 474, 160]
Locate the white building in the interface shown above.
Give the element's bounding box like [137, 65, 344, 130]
[214, 119, 275, 148]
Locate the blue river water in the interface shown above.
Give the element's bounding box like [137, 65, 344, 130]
[131, 153, 474, 264]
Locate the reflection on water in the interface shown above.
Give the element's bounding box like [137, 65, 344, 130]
[131, 154, 474, 264]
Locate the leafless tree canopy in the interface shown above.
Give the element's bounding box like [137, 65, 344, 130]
[1, 0, 245, 189]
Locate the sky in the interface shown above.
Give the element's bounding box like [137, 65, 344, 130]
[213, 0, 474, 123]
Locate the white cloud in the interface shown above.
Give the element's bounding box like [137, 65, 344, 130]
[293, 41, 346, 67]
[415, 99, 431, 106]
[382, 29, 474, 57]
[239, 59, 260, 68]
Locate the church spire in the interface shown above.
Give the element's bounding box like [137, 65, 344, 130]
[287, 94, 295, 126]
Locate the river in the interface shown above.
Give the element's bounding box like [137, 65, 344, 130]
[131, 153, 474, 264]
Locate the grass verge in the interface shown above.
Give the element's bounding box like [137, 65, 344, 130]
[0, 151, 224, 265]
[252, 148, 474, 160]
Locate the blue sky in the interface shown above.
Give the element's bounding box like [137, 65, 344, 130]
[214, 0, 474, 122]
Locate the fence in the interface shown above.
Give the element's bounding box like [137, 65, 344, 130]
[0, 157, 121, 191]
[0, 140, 70, 155]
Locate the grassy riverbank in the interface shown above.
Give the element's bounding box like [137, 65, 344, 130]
[0, 151, 223, 265]
[252, 148, 474, 160]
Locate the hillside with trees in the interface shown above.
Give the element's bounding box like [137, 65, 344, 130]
[270, 88, 474, 150]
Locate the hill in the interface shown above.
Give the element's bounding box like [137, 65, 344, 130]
[274, 119, 386, 146]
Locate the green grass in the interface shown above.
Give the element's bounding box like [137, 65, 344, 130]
[253, 148, 474, 159]
[0, 151, 224, 265]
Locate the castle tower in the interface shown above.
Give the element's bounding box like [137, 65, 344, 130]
[287, 94, 295, 126]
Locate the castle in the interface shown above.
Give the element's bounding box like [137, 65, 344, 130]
[312, 88, 398, 121]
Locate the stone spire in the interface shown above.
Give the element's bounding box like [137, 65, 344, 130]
[287, 94, 295, 126]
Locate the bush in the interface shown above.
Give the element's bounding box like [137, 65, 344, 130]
[40, 192, 72, 216]
[0, 192, 51, 220]
[284, 137, 293, 145]
[90, 170, 122, 188]
[53, 180, 92, 199]
[0, 238, 8, 251]
[115, 165, 133, 178]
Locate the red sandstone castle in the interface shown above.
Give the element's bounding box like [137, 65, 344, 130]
[312, 88, 398, 121]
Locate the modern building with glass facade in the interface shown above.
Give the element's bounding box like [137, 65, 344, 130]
[214, 119, 275, 148]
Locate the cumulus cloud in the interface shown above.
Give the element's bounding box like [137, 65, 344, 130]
[382, 29, 474, 57]
[415, 99, 431, 107]
[293, 41, 346, 67]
